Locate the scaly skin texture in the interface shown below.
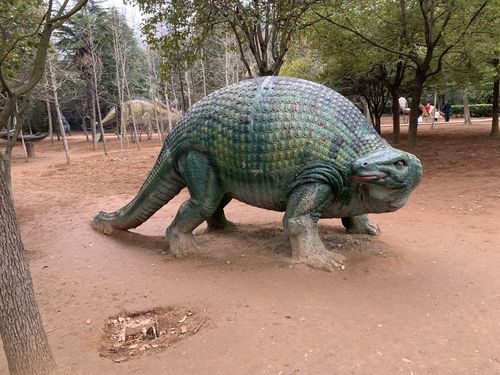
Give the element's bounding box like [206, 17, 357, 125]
[93, 77, 423, 271]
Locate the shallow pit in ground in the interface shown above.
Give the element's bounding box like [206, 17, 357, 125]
[100, 306, 208, 363]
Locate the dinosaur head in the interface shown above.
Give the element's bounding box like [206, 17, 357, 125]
[351, 148, 423, 213]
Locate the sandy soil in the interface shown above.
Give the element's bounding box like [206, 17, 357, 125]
[1, 118, 500, 374]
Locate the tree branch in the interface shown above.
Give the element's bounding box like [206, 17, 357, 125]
[314, 11, 416, 63]
[0, 11, 48, 71]
[49, 0, 88, 27]
[427, 1, 488, 77]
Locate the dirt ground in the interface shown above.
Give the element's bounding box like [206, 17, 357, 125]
[1, 118, 500, 374]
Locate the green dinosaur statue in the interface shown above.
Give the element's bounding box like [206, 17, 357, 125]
[93, 77, 423, 271]
[101, 99, 182, 130]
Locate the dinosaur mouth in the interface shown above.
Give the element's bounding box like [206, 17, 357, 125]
[352, 173, 387, 182]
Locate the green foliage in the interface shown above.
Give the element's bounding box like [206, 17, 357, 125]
[0, 0, 44, 80]
[450, 103, 493, 117]
[439, 0, 499, 102]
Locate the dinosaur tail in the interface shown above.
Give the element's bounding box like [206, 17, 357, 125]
[92, 153, 184, 234]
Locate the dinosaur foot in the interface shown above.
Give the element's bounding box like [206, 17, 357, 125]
[206, 219, 238, 233]
[92, 211, 115, 234]
[343, 215, 380, 236]
[166, 229, 198, 258]
[290, 236, 346, 272]
[294, 251, 346, 272]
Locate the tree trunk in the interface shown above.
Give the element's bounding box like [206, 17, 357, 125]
[2, 111, 22, 196]
[152, 103, 163, 144]
[127, 102, 141, 150]
[164, 84, 173, 133]
[408, 78, 424, 147]
[89, 90, 97, 150]
[200, 49, 207, 97]
[46, 100, 54, 145]
[359, 96, 370, 122]
[170, 74, 178, 110]
[92, 68, 107, 155]
[431, 91, 437, 129]
[80, 112, 89, 142]
[391, 89, 400, 143]
[491, 76, 499, 136]
[111, 23, 126, 151]
[463, 90, 472, 125]
[95, 96, 107, 154]
[184, 64, 192, 109]
[47, 55, 70, 164]
[19, 129, 29, 162]
[27, 119, 33, 136]
[0, 169, 57, 375]
[374, 115, 381, 134]
[177, 68, 186, 112]
[225, 33, 231, 86]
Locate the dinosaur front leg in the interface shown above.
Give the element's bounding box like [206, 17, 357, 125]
[166, 152, 225, 257]
[341, 214, 380, 235]
[283, 183, 345, 271]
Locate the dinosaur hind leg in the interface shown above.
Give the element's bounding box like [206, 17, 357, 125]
[206, 194, 237, 232]
[341, 214, 380, 236]
[166, 152, 225, 257]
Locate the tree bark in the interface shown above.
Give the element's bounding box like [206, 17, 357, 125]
[45, 100, 54, 145]
[463, 89, 472, 125]
[80, 111, 89, 142]
[225, 33, 231, 86]
[391, 89, 401, 143]
[184, 63, 192, 109]
[164, 84, 173, 133]
[491, 76, 499, 136]
[431, 91, 437, 129]
[89, 90, 97, 150]
[200, 49, 207, 97]
[127, 102, 141, 150]
[47, 54, 70, 164]
[2, 115, 18, 197]
[0, 169, 57, 375]
[178, 75, 186, 112]
[408, 77, 425, 147]
[92, 69, 107, 155]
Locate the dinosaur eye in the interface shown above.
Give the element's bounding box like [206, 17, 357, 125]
[394, 160, 406, 167]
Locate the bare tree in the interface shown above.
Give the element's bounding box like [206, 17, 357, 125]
[110, 11, 141, 150]
[145, 48, 165, 143]
[110, 16, 127, 152]
[88, 31, 107, 155]
[47, 53, 71, 164]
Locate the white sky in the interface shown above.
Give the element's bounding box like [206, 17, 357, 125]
[102, 0, 144, 37]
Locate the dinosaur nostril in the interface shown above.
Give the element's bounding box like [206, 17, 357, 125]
[362, 162, 368, 166]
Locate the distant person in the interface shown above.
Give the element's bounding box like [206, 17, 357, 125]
[418, 105, 424, 124]
[424, 103, 431, 115]
[433, 106, 440, 121]
[443, 101, 451, 122]
[398, 97, 409, 123]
